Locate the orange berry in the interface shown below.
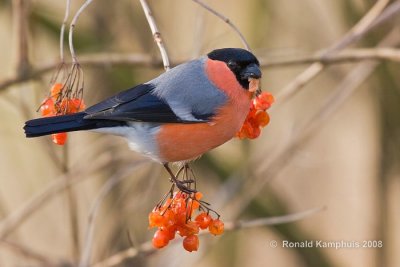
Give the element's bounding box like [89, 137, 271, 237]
[236, 91, 274, 139]
[162, 226, 177, 241]
[162, 209, 176, 227]
[183, 235, 199, 252]
[253, 92, 274, 110]
[57, 98, 86, 114]
[194, 192, 203, 200]
[195, 213, 212, 229]
[51, 133, 67, 145]
[255, 111, 270, 127]
[148, 211, 164, 228]
[174, 191, 187, 199]
[238, 121, 260, 139]
[251, 128, 261, 139]
[40, 98, 55, 117]
[69, 98, 86, 113]
[235, 126, 248, 139]
[178, 221, 199, 237]
[172, 198, 186, 216]
[209, 219, 224, 236]
[190, 199, 200, 212]
[152, 229, 170, 249]
[174, 210, 187, 225]
[51, 83, 63, 100]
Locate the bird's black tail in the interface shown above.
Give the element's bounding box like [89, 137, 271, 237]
[24, 112, 125, 138]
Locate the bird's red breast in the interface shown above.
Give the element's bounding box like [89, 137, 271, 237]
[156, 59, 254, 162]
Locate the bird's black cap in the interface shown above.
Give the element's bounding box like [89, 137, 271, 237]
[207, 48, 259, 66]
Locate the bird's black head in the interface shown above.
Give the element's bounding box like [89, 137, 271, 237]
[207, 48, 261, 89]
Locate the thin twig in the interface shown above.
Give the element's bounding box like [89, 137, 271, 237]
[60, 0, 71, 61]
[226, 206, 325, 230]
[260, 48, 400, 67]
[2, 47, 400, 94]
[276, 0, 394, 104]
[63, 144, 81, 261]
[321, 0, 391, 58]
[12, 0, 30, 78]
[57, 2, 81, 252]
[0, 240, 56, 267]
[139, 0, 170, 71]
[91, 207, 323, 267]
[192, 0, 251, 51]
[0, 153, 113, 240]
[78, 162, 145, 267]
[69, 0, 95, 63]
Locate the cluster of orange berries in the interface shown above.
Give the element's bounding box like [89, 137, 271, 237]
[40, 83, 86, 145]
[149, 191, 224, 252]
[236, 91, 275, 139]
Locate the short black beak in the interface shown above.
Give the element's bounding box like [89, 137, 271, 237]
[241, 63, 262, 80]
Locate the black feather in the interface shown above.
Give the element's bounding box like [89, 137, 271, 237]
[24, 112, 125, 138]
[84, 83, 205, 123]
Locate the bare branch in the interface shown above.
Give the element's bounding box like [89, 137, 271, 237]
[226, 206, 325, 230]
[276, 0, 396, 104]
[92, 207, 323, 267]
[0, 153, 114, 240]
[69, 0, 95, 63]
[3, 47, 400, 94]
[0, 240, 56, 267]
[78, 162, 145, 267]
[261, 48, 400, 67]
[139, 0, 170, 71]
[60, 0, 72, 62]
[192, 0, 251, 51]
[12, 0, 30, 77]
[322, 0, 391, 57]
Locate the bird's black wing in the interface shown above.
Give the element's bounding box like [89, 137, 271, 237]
[84, 83, 209, 123]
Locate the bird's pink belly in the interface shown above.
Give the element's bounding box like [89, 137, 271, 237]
[156, 101, 249, 162]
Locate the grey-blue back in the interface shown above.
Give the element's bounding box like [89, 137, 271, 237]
[150, 57, 228, 121]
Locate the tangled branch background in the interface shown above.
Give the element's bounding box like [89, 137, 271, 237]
[0, 0, 400, 267]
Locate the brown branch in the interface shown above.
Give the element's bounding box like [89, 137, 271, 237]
[192, 0, 251, 51]
[63, 145, 81, 262]
[69, 0, 95, 63]
[2, 47, 400, 94]
[91, 207, 324, 267]
[276, 0, 396, 104]
[78, 162, 146, 267]
[260, 48, 400, 67]
[0, 152, 114, 240]
[12, 0, 30, 78]
[0, 240, 56, 267]
[139, 0, 170, 71]
[60, 0, 72, 62]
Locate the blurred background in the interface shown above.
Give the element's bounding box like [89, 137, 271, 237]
[0, 0, 399, 266]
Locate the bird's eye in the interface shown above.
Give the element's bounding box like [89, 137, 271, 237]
[227, 61, 238, 69]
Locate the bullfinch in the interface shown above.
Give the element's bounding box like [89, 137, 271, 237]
[24, 48, 262, 189]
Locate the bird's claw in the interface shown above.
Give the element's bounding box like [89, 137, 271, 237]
[175, 180, 197, 194]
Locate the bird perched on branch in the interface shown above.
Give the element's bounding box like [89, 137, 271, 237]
[24, 48, 262, 191]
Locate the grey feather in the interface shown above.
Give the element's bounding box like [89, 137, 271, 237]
[150, 57, 227, 121]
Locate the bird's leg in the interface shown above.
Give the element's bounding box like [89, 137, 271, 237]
[163, 163, 196, 194]
[183, 163, 196, 191]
